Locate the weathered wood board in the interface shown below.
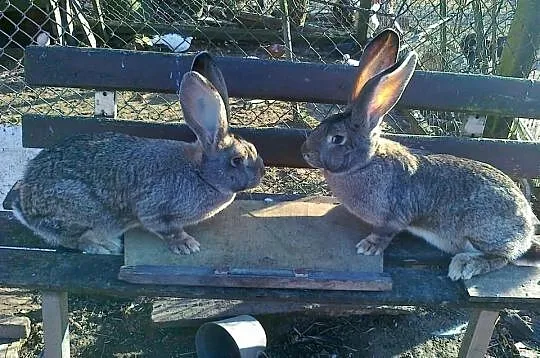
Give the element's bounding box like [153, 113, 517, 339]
[152, 299, 319, 327]
[24, 46, 540, 118]
[21, 115, 540, 178]
[0, 316, 30, 340]
[118, 265, 392, 291]
[151, 298, 413, 327]
[464, 265, 540, 302]
[0, 339, 22, 358]
[121, 198, 392, 291]
[124, 198, 379, 271]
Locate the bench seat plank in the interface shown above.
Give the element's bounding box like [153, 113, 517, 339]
[4, 207, 539, 268]
[1, 245, 538, 308]
[0, 246, 464, 306]
[122, 199, 384, 273]
[21, 115, 540, 177]
[0, 210, 450, 266]
[24, 46, 540, 118]
[1, 213, 538, 307]
[120, 199, 390, 292]
[464, 265, 540, 302]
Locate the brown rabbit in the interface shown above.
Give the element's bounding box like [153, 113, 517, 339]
[301, 29, 539, 281]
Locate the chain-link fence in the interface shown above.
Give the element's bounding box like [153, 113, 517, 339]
[1, 0, 539, 194]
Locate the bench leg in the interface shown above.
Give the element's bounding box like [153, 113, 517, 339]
[458, 309, 499, 358]
[42, 291, 70, 358]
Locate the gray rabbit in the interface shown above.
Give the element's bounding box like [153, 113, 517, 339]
[12, 52, 265, 255]
[301, 29, 539, 281]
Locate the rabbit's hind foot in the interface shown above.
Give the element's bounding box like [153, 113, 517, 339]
[448, 252, 508, 281]
[78, 229, 123, 255]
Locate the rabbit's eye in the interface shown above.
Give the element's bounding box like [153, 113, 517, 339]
[231, 156, 243, 167]
[331, 135, 345, 145]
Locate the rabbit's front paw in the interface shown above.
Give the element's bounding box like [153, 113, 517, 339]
[448, 252, 488, 281]
[356, 233, 389, 255]
[167, 232, 201, 255]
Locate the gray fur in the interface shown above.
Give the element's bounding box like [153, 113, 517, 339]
[301, 30, 536, 281]
[12, 52, 265, 255]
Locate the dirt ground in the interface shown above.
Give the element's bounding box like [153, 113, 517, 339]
[0, 288, 538, 357]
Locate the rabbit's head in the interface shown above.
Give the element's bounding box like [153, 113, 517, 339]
[180, 52, 264, 193]
[301, 29, 417, 173]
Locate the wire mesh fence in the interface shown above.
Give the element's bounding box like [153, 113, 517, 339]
[1, 0, 539, 194]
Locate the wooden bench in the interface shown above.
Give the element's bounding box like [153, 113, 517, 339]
[1, 45, 540, 358]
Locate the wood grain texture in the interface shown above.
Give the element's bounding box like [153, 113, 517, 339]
[118, 265, 393, 291]
[21, 115, 540, 177]
[24, 46, 540, 117]
[0, 247, 469, 307]
[123, 199, 390, 291]
[41, 291, 70, 358]
[123, 199, 382, 273]
[0, 209, 451, 266]
[150, 298, 412, 327]
[464, 265, 540, 302]
[458, 309, 499, 358]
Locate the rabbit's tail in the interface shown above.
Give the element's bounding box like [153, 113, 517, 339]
[6, 181, 31, 230]
[11, 196, 30, 230]
[2, 180, 21, 211]
[513, 237, 540, 268]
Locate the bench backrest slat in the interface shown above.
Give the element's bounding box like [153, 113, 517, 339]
[24, 46, 540, 118]
[22, 114, 540, 177]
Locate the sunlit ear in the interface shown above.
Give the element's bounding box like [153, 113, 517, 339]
[179, 71, 229, 150]
[191, 51, 230, 118]
[351, 51, 418, 135]
[350, 29, 400, 102]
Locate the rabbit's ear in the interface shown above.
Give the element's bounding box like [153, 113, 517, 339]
[350, 29, 400, 103]
[179, 71, 229, 151]
[350, 52, 418, 135]
[190, 51, 230, 119]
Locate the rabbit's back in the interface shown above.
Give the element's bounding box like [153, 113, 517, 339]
[415, 154, 533, 223]
[410, 154, 534, 255]
[325, 145, 534, 257]
[25, 132, 191, 184]
[17, 132, 224, 223]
